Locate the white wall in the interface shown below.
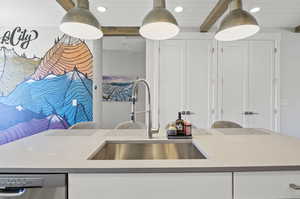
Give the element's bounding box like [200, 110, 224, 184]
[102, 38, 146, 129]
[280, 30, 300, 137]
[98, 31, 300, 135]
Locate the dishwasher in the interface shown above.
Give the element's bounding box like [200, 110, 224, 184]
[0, 174, 67, 199]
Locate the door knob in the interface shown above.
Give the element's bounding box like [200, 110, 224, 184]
[243, 111, 259, 115]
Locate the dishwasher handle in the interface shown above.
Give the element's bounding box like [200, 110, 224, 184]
[0, 188, 27, 197]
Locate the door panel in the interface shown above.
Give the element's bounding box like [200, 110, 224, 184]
[234, 172, 300, 199]
[219, 42, 248, 127]
[159, 40, 185, 128]
[247, 41, 275, 129]
[186, 40, 214, 128]
[69, 173, 232, 199]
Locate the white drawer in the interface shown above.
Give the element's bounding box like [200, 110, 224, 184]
[69, 173, 232, 199]
[234, 171, 300, 199]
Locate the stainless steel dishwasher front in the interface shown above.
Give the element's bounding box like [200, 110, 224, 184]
[0, 174, 67, 199]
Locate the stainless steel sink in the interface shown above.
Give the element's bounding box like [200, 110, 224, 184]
[89, 140, 206, 160]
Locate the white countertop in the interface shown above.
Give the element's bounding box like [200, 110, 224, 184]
[1, 128, 300, 173]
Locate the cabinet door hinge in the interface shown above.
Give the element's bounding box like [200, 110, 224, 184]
[211, 109, 215, 115]
[274, 48, 278, 53]
[273, 77, 279, 85]
[211, 48, 215, 54]
[220, 108, 224, 115]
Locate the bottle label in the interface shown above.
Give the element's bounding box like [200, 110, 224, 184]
[176, 124, 183, 131]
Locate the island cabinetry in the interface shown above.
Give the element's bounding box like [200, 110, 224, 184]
[234, 171, 300, 199]
[69, 173, 232, 199]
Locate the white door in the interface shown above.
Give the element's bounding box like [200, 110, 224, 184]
[159, 40, 185, 128]
[248, 41, 276, 130]
[159, 39, 216, 128]
[219, 40, 278, 130]
[218, 41, 249, 127]
[185, 40, 216, 128]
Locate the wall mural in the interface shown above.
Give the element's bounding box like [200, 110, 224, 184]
[0, 29, 93, 145]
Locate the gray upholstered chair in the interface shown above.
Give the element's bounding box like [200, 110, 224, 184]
[211, 121, 243, 128]
[69, 122, 98, 129]
[115, 121, 145, 129]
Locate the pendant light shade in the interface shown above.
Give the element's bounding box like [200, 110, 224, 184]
[215, 0, 259, 41]
[140, 0, 180, 40]
[60, 0, 103, 40]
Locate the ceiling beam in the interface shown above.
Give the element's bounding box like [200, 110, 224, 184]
[200, 0, 230, 32]
[295, 26, 300, 33]
[102, 27, 140, 36]
[56, 0, 75, 11]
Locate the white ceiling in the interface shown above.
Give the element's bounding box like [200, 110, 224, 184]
[0, 0, 300, 29]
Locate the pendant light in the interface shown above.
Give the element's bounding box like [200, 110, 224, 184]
[215, 0, 259, 41]
[140, 0, 180, 40]
[60, 0, 103, 40]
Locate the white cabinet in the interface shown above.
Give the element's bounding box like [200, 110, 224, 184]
[159, 39, 217, 128]
[218, 41, 249, 127]
[218, 40, 280, 131]
[148, 34, 280, 131]
[159, 40, 186, 128]
[69, 173, 232, 199]
[234, 172, 300, 199]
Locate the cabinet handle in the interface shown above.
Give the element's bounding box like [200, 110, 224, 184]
[290, 184, 300, 190]
[0, 188, 27, 197]
[243, 111, 259, 115]
[181, 111, 195, 115]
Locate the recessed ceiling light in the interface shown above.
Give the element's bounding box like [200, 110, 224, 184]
[97, 6, 107, 13]
[174, 6, 184, 13]
[250, 7, 261, 13]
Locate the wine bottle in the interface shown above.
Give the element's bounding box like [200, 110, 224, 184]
[176, 112, 185, 136]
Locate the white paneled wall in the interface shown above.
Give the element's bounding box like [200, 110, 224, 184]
[280, 30, 300, 137]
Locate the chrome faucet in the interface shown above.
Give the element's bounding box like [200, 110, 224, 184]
[131, 79, 157, 138]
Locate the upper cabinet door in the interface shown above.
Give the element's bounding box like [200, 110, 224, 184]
[218, 42, 249, 127]
[185, 40, 216, 128]
[159, 39, 216, 128]
[159, 40, 186, 128]
[219, 40, 278, 131]
[248, 41, 276, 130]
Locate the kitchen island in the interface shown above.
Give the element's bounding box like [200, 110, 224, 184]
[1, 128, 300, 199]
[0, 128, 300, 173]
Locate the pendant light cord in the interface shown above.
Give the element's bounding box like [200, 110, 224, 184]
[153, 0, 165, 8]
[229, 0, 242, 11]
[75, 0, 89, 9]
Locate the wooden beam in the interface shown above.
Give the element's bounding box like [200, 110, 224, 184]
[102, 27, 140, 36]
[56, 0, 75, 11]
[295, 26, 300, 33]
[200, 0, 230, 32]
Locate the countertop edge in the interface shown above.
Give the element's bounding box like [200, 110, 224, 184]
[2, 166, 300, 174]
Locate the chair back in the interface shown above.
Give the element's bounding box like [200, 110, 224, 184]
[211, 121, 242, 128]
[69, 122, 98, 129]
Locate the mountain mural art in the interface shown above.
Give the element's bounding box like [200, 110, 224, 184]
[0, 47, 40, 96]
[0, 34, 93, 145]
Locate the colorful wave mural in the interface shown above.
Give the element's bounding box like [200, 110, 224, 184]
[31, 35, 93, 80]
[0, 34, 93, 145]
